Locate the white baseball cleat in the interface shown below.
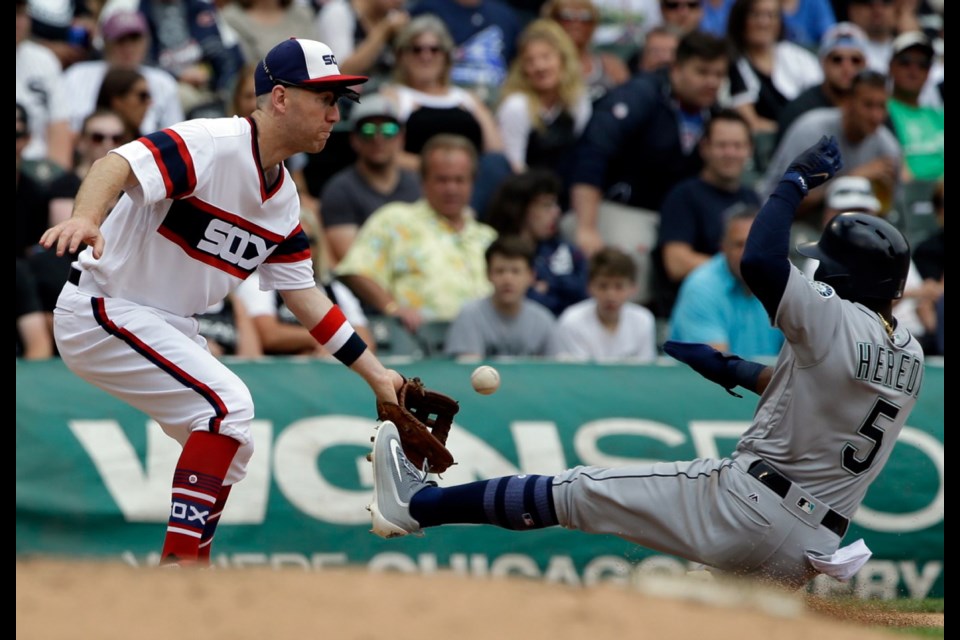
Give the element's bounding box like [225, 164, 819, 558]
[369, 421, 433, 538]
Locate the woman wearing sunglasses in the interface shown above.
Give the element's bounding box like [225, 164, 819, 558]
[379, 15, 504, 174]
[48, 109, 131, 228]
[95, 67, 153, 143]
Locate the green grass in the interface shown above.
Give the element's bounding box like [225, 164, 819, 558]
[806, 596, 943, 639]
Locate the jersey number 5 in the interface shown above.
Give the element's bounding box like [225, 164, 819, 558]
[842, 397, 900, 475]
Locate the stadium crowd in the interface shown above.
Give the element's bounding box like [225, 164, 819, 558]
[17, 0, 944, 362]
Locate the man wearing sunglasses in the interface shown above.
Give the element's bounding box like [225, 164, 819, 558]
[777, 22, 868, 144]
[886, 32, 943, 182]
[659, 0, 705, 36]
[39, 38, 408, 567]
[321, 93, 421, 265]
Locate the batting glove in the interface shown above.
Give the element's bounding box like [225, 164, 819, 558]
[782, 135, 843, 195]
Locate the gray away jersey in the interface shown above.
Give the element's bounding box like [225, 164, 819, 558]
[734, 267, 924, 517]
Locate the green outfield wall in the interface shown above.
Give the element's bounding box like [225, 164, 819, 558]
[16, 358, 944, 598]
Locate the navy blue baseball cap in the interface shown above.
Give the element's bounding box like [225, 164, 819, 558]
[255, 38, 368, 102]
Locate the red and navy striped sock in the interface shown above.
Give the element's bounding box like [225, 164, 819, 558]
[160, 432, 239, 566]
[197, 484, 232, 566]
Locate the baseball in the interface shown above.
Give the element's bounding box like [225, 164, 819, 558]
[470, 365, 500, 395]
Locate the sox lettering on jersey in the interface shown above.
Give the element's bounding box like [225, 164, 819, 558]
[197, 219, 269, 270]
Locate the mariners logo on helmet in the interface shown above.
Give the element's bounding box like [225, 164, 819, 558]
[812, 281, 835, 298]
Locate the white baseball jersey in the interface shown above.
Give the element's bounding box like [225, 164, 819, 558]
[16, 39, 63, 160]
[76, 116, 315, 317]
[734, 267, 924, 517]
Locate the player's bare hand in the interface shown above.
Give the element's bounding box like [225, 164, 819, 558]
[39, 218, 105, 259]
[372, 369, 402, 405]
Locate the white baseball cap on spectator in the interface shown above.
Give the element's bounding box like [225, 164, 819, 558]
[818, 22, 868, 61]
[826, 176, 881, 213]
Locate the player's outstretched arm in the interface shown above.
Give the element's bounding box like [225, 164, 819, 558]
[39, 153, 139, 259]
[280, 287, 403, 405]
[663, 341, 772, 397]
[740, 136, 842, 318]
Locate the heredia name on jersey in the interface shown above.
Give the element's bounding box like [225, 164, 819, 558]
[855, 342, 922, 398]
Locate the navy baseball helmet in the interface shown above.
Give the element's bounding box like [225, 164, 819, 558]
[797, 212, 910, 300]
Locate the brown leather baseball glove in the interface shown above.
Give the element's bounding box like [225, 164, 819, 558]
[376, 377, 459, 474]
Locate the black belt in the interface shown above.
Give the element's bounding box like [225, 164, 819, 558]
[68, 267, 82, 286]
[748, 460, 849, 538]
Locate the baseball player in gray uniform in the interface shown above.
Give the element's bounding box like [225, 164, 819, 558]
[368, 136, 922, 588]
[40, 39, 405, 566]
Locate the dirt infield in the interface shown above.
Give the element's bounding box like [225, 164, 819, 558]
[16, 559, 936, 640]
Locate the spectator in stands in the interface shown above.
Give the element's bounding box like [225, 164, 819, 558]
[776, 22, 868, 144]
[46, 9, 184, 170]
[495, 19, 592, 198]
[17, 0, 63, 162]
[659, 0, 707, 35]
[135, 0, 244, 116]
[541, 0, 630, 103]
[886, 31, 943, 182]
[668, 206, 783, 356]
[321, 93, 421, 265]
[634, 25, 680, 75]
[724, 0, 822, 135]
[380, 15, 510, 216]
[314, 0, 408, 94]
[779, 0, 836, 48]
[94, 68, 152, 141]
[221, 0, 319, 65]
[16, 103, 68, 331]
[547, 247, 657, 361]
[761, 70, 900, 217]
[486, 169, 589, 316]
[16, 259, 54, 360]
[445, 236, 557, 358]
[654, 108, 761, 318]
[846, 0, 897, 72]
[570, 31, 730, 258]
[47, 109, 131, 228]
[336, 134, 497, 332]
[25, 0, 95, 69]
[380, 16, 504, 172]
[409, 0, 524, 106]
[16, 103, 51, 261]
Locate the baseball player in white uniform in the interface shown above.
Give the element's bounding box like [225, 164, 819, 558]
[41, 39, 405, 567]
[367, 137, 923, 588]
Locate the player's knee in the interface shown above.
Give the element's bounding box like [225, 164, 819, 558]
[219, 386, 256, 439]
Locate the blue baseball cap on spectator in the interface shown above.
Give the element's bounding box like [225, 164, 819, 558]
[255, 38, 368, 102]
[818, 22, 868, 60]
